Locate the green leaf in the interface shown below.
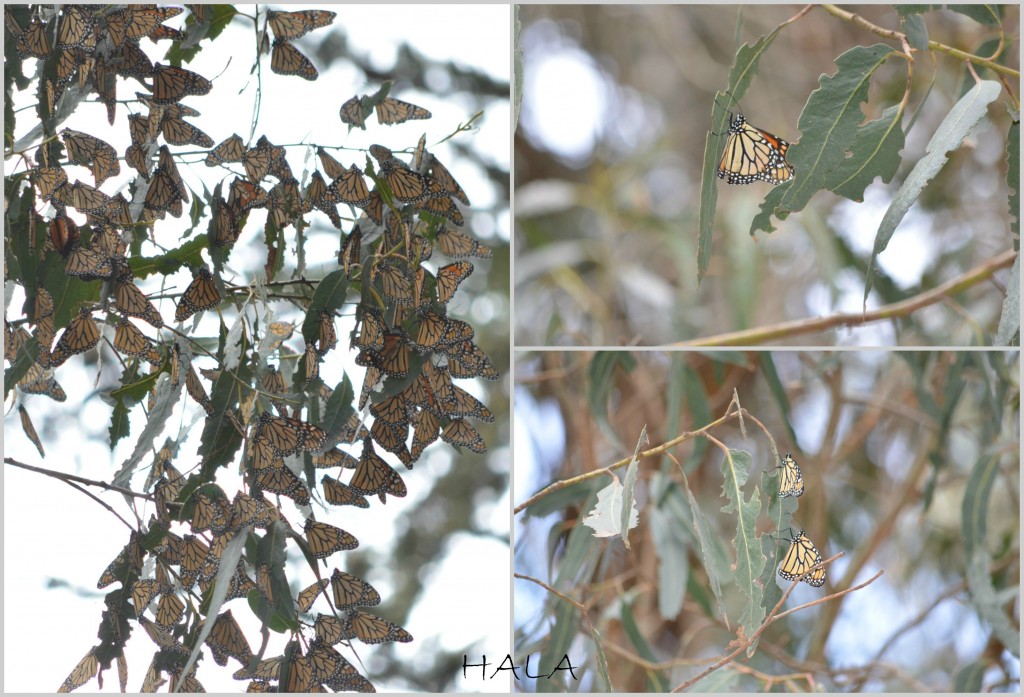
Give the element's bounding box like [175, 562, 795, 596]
[864, 80, 1002, 302]
[1007, 110, 1019, 239]
[962, 454, 1020, 656]
[650, 502, 689, 620]
[831, 105, 905, 201]
[953, 660, 987, 692]
[587, 352, 631, 450]
[901, 13, 929, 52]
[300, 269, 349, 344]
[719, 450, 766, 643]
[619, 599, 667, 691]
[758, 352, 797, 445]
[682, 471, 728, 621]
[752, 44, 898, 236]
[698, 32, 784, 282]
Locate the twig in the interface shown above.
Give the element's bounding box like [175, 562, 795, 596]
[671, 556, 883, 692]
[675, 250, 1017, 347]
[5, 457, 154, 501]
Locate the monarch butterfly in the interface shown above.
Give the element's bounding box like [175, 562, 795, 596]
[321, 474, 370, 508]
[441, 417, 487, 454]
[268, 176, 304, 228]
[425, 153, 470, 205]
[175, 267, 220, 322]
[230, 491, 278, 529]
[284, 650, 316, 692]
[416, 185, 465, 226]
[114, 316, 162, 364]
[294, 340, 318, 387]
[92, 223, 126, 257]
[354, 307, 385, 353]
[131, 579, 170, 613]
[205, 133, 245, 166]
[114, 278, 164, 328]
[313, 613, 346, 645]
[405, 310, 444, 353]
[441, 317, 475, 349]
[435, 260, 473, 305]
[297, 578, 330, 613]
[64, 244, 114, 280]
[271, 40, 319, 81]
[370, 393, 411, 427]
[343, 609, 413, 645]
[717, 104, 795, 185]
[144, 168, 185, 217]
[304, 518, 359, 558]
[411, 409, 440, 461]
[179, 534, 210, 589]
[362, 188, 384, 225]
[449, 385, 495, 422]
[445, 339, 500, 380]
[374, 97, 431, 125]
[160, 110, 213, 147]
[255, 463, 309, 506]
[205, 609, 253, 667]
[97, 530, 144, 588]
[18, 360, 68, 402]
[267, 9, 336, 40]
[53, 181, 110, 215]
[777, 529, 826, 587]
[310, 147, 344, 180]
[229, 178, 270, 212]
[356, 332, 411, 379]
[93, 192, 135, 229]
[358, 364, 383, 411]
[339, 227, 362, 278]
[249, 433, 284, 471]
[233, 656, 283, 682]
[46, 308, 100, 367]
[261, 366, 288, 410]
[372, 258, 414, 304]
[774, 452, 804, 498]
[57, 648, 98, 693]
[224, 563, 257, 601]
[34, 166, 68, 201]
[349, 437, 407, 500]
[55, 5, 93, 49]
[190, 488, 229, 534]
[312, 447, 358, 469]
[433, 227, 491, 261]
[155, 592, 185, 629]
[106, 5, 182, 47]
[305, 170, 341, 227]
[370, 418, 412, 466]
[113, 40, 155, 80]
[7, 13, 52, 59]
[150, 63, 212, 104]
[307, 638, 366, 691]
[339, 95, 367, 129]
[327, 568, 381, 611]
[424, 361, 456, 409]
[369, 146, 428, 203]
[258, 411, 328, 455]
[62, 129, 120, 186]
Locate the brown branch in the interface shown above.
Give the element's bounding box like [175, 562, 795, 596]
[671, 557, 883, 692]
[675, 250, 1017, 347]
[820, 4, 1019, 78]
[5, 457, 154, 501]
[514, 403, 743, 515]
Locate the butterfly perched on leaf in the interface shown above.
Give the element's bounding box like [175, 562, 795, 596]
[716, 97, 794, 185]
[777, 529, 825, 587]
[774, 452, 804, 498]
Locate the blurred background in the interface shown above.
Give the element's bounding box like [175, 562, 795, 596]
[4, 4, 510, 692]
[514, 5, 1019, 346]
[514, 349, 1020, 691]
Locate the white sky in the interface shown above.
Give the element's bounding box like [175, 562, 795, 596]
[3, 4, 511, 693]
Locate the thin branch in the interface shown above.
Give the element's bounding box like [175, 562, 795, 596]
[5, 457, 154, 501]
[820, 4, 1019, 78]
[671, 557, 883, 692]
[675, 250, 1017, 347]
